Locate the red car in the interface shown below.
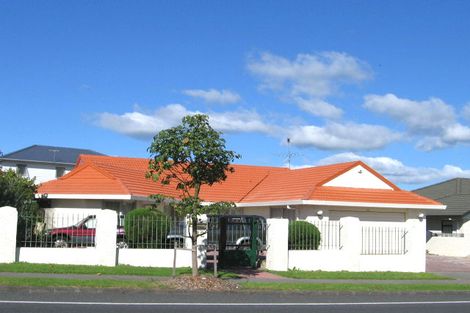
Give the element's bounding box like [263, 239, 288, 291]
[47, 215, 127, 248]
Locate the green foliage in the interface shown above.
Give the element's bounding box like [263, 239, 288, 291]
[147, 114, 240, 220]
[147, 114, 240, 201]
[0, 169, 39, 216]
[288, 221, 321, 250]
[147, 114, 241, 275]
[124, 208, 171, 248]
[0, 169, 41, 244]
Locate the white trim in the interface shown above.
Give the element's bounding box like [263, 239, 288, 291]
[36, 195, 445, 210]
[235, 199, 446, 210]
[36, 194, 132, 200]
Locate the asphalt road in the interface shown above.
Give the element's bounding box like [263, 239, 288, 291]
[1, 287, 470, 313]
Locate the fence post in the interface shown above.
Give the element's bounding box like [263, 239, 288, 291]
[339, 217, 361, 271]
[95, 209, 117, 266]
[405, 212, 426, 272]
[266, 218, 288, 271]
[0, 206, 18, 263]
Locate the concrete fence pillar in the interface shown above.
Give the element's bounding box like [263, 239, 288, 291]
[266, 218, 288, 271]
[339, 216, 361, 271]
[95, 209, 117, 266]
[405, 213, 427, 272]
[197, 232, 207, 268]
[0, 206, 18, 263]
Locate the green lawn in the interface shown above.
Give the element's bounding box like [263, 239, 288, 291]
[241, 282, 470, 292]
[0, 276, 162, 289]
[0, 276, 468, 293]
[0, 263, 238, 278]
[270, 270, 451, 280]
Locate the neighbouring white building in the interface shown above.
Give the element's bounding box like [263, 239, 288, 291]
[0, 145, 104, 184]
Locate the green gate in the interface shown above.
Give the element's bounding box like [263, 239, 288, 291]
[207, 215, 266, 268]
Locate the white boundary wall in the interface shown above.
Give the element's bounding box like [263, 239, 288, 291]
[266, 219, 289, 271]
[426, 220, 470, 257]
[0, 206, 18, 263]
[427, 237, 470, 257]
[17, 209, 118, 266]
[4, 207, 194, 267]
[18, 247, 104, 265]
[267, 214, 427, 272]
[118, 249, 192, 267]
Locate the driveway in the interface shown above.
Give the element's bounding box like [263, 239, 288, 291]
[427, 254, 470, 273]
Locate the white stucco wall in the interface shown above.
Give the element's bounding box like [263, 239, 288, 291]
[427, 237, 470, 257]
[0, 206, 18, 263]
[17, 209, 119, 266]
[323, 165, 393, 190]
[269, 211, 427, 273]
[118, 249, 192, 267]
[1, 162, 72, 184]
[242, 207, 270, 218]
[266, 218, 289, 271]
[17, 248, 105, 265]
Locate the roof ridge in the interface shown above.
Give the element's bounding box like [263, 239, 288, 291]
[238, 171, 273, 202]
[90, 163, 132, 194]
[1, 145, 36, 158]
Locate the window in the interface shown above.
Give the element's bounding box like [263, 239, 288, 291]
[84, 217, 97, 229]
[56, 167, 66, 178]
[16, 164, 27, 177]
[441, 220, 453, 234]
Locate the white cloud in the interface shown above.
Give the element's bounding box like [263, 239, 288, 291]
[293, 97, 343, 120]
[182, 89, 241, 104]
[287, 122, 401, 150]
[209, 110, 278, 134]
[94, 104, 275, 139]
[363, 93, 455, 133]
[248, 51, 372, 119]
[315, 152, 470, 185]
[462, 103, 470, 121]
[363, 93, 470, 150]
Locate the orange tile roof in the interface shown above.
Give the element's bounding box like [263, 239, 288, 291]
[37, 155, 441, 206]
[310, 186, 440, 205]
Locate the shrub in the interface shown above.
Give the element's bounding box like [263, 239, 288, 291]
[288, 220, 321, 250]
[124, 208, 171, 248]
[0, 169, 41, 245]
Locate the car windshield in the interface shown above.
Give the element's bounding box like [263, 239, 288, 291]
[74, 215, 96, 228]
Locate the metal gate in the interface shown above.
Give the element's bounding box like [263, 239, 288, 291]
[207, 215, 266, 268]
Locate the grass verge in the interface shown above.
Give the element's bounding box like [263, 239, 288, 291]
[0, 263, 238, 279]
[1, 276, 469, 293]
[241, 282, 470, 292]
[0, 277, 162, 289]
[270, 270, 451, 280]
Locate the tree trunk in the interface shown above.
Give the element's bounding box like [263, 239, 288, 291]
[191, 183, 201, 277]
[191, 214, 198, 277]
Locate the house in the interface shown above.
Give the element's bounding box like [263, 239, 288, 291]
[0, 145, 105, 184]
[34, 154, 444, 271]
[37, 154, 443, 223]
[414, 178, 470, 257]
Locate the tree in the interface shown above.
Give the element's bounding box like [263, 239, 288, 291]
[147, 114, 240, 276]
[0, 169, 40, 243]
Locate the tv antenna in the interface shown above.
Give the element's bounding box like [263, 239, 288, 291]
[286, 138, 295, 169]
[48, 149, 60, 162]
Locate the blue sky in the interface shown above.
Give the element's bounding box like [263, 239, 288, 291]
[2, 0, 470, 189]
